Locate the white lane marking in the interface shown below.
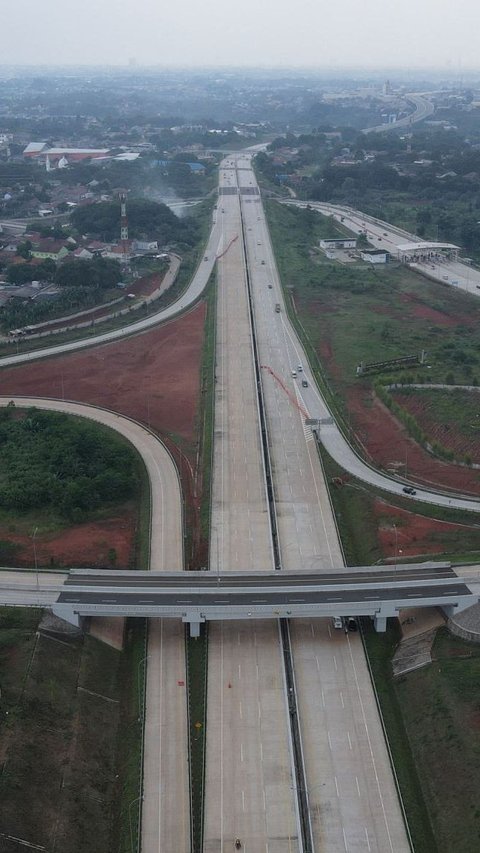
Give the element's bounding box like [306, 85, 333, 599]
[356, 776, 361, 798]
[340, 691, 345, 709]
[347, 635, 395, 852]
[342, 827, 349, 851]
[365, 827, 372, 851]
[242, 790, 245, 812]
[333, 655, 338, 671]
[240, 743, 244, 763]
[239, 701, 243, 720]
[238, 663, 242, 679]
[328, 732, 333, 751]
[321, 689, 326, 709]
[335, 776, 340, 797]
[347, 731, 353, 751]
[263, 790, 267, 812]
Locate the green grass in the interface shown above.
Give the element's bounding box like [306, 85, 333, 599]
[362, 621, 437, 853]
[0, 608, 146, 853]
[365, 625, 480, 853]
[186, 628, 208, 853]
[266, 201, 480, 396]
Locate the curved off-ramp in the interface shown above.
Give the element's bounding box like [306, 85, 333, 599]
[0, 397, 189, 853]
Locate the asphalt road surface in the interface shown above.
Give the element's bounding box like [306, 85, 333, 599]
[0, 398, 189, 853]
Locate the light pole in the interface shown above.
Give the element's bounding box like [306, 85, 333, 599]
[137, 655, 149, 720]
[393, 523, 398, 574]
[31, 526, 39, 594]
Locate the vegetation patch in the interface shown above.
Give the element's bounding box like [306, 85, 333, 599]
[364, 623, 480, 853]
[390, 387, 480, 464]
[0, 406, 139, 524]
[186, 629, 208, 853]
[0, 607, 146, 853]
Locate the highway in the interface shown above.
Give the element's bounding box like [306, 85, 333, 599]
[286, 198, 480, 298]
[203, 154, 411, 852]
[363, 92, 435, 134]
[0, 398, 189, 853]
[204, 160, 300, 852]
[0, 152, 459, 852]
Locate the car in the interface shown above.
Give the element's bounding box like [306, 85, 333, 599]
[332, 616, 343, 630]
[347, 617, 357, 632]
[302, 379, 308, 388]
[291, 370, 297, 378]
[204, 256, 208, 261]
[297, 365, 303, 372]
[257, 241, 261, 245]
[261, 260, 265, 265]
[383, 232, 388, 236]
[402, 485, 416, 495]
[268, 284, 272, 289]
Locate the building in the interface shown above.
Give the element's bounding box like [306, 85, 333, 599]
[320, 238, 357, 250]
[361, 249, 388, 264]
[31, 240, 69, 262]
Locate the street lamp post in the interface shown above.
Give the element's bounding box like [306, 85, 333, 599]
[31, 526, 39, 595]
[137, 655, 149, 720]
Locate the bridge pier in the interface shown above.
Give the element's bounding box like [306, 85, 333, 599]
[182, 613, 205, 638]
[373, 614, 388, 633]
[51, 603, 82, 629]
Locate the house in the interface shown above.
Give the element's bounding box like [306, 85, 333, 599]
[31, 240, 69, 261]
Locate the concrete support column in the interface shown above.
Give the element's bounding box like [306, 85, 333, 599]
[182, 613, 205, 637]
[374, 614, 387, 633]
[51, 604, 82, 628]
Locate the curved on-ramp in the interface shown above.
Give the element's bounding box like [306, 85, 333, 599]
[0, 397, 189, 853]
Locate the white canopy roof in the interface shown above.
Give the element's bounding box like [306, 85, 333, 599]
[397, 241, 459, 252]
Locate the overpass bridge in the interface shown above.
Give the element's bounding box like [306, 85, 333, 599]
[1, 562, 477, 635]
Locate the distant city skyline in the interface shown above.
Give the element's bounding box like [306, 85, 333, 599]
[2, 0, 480, 71]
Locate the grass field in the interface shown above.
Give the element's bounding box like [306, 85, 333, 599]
[266, 200, 480, 392]
[0, 607, 145, 853]
[364, 623, 480, 853]
[391, 387, 480, 463]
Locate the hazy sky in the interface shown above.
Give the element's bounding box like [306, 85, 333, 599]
[2, 0, 479, 69]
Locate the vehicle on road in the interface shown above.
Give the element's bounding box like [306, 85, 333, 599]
[275, 304, 281, 313]
[302, 379, 308, 388]
[297, 364, 303, 372]
[402, 485, 417, 495]
[261, 260, 265, 264]
[268, 284, 272, 288]
[347, 617, 357, 632]
[291, 370, 297, 378]
[332, 616, 343, 630]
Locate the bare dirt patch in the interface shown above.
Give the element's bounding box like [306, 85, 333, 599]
[399, 291, 460, 327]
[346, 384, 480, 495]
[0, 509, 135, 569]
[374, 497, 478, 558]
[0, 303, 205, 447]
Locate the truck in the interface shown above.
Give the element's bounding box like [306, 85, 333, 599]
[275, 303, 281, 313]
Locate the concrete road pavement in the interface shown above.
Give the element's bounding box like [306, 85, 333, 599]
[204, 161, 300, 852]
[238, 158, 411, 851]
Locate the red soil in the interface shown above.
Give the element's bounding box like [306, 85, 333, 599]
[2, 510, 135, 569]
[346, 385, 480, 495]
[0, 304, 206, 444]
[399, 292, 460, 327]
[0, 304, 207, 567]
[374, 497, 476, 558]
